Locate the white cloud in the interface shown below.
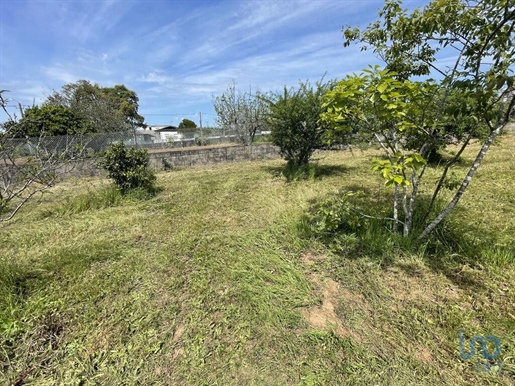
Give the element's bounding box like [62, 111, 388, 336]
[142, 72, 176, 84]
[40, 65, 82, 85]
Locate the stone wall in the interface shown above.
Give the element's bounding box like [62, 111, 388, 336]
[61, 143, 281, 178]
[149, 143, 280, 170]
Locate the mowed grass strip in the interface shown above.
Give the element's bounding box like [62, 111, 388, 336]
[1, 135, 514, 385]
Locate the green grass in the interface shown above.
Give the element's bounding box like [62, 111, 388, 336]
[1, 135, 515, 385]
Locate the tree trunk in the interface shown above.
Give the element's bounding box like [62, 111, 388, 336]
[422, 135, 471, 223]
[393, 185, 399, 231]
[402, 186, 409, 236]
[404, 166, 424, 237]
[418, 125, 503, 240]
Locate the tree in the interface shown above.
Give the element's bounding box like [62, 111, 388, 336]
[265, 79, 341, 170]
[10, 105, 92, 138]
[100, 84, 145, 128]
[213, 81, 268, 145]
[323, 67, 437, 235]
[45, 80, 144, 132]
[0, 91, 90, 222]
[178, 118, 197, 129]
[322, 0, 515, 239]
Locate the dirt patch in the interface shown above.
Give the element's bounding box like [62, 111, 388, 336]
[414, 346, 434, 365]
[170, 346, 184, 361]
[385, 271, 436, 303]
[208, 210, 238, 226]
[171, 324, 185, 344]
[168, 324, 186, 361]
[302, 277, 358, 339]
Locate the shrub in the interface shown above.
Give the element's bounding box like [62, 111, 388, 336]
[100, 142, 156, 194]
[308, 190, 368, 234]
[305, 190, 368, 254]
[265, 79, 340, 172]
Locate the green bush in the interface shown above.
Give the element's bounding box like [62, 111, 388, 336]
[265, 79, 338, 171]
[309, 190, 368, 233]
[100, 142, 156, 194]
[305, 190, 368, 254]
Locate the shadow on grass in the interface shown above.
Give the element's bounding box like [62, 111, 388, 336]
[392, 260, 426, 278]
[299, 188, 510, 291]
[316, 164, 356, 178]
[263, 163, 354, 181]
[40, 242, 125, 277]
[3, 242, 126, 297]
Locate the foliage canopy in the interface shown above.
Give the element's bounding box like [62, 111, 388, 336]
[45, 80, 145, 133]
[9, 105, 92, 138]
[178, 118, 197, 129]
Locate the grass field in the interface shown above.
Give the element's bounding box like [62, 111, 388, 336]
[1, 134, 514, 385]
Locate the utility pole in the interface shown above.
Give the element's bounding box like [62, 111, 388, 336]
[199, 112, 203, 140]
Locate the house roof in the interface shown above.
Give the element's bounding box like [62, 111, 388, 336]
[146, 125, 178, 132]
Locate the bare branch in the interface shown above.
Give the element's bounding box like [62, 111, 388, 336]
[350, 207, 406, 226]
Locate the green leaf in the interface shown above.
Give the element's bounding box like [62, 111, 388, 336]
[377, 83, 388, 93]
[393, 175, 404, 184]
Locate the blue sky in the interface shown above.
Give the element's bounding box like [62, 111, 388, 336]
[1, 0, 427, 126]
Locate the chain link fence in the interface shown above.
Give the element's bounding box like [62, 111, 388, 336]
[3, 131, 133, 158]
[2, 128, 272, 158]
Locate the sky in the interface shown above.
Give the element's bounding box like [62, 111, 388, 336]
[0, 0, 427, 127]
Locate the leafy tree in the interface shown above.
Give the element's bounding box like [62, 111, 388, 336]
[178, 118, 197, 129]
[265, 79, 341, 171]
[10, 105, 91, 138]
[101, 84, 145, 128]
[323, 0, 515, 239]
[404, 86, 490, 163]
[45, 80, 144, 132]
[213, 81, 268, 145]
[100, 142, 156, 195]
[324, 67, 436, 234]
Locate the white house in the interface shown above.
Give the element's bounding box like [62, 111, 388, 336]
[138, 125, 184, 142]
